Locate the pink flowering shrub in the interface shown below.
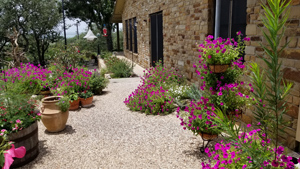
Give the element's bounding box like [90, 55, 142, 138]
[49, 64, 93, 96]
[176, 97, 221, 135]
[202, 128, 298, 169]
[0, 63, 52, 94]
[199, 34, 247, 65]
[210, 81, 255, 112]
[124, 62, 184, 115]
[0, 94, 40, 134]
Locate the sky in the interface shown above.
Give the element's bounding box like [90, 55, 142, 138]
[62, 19, 122, 38]
[64, 19, 88, 38]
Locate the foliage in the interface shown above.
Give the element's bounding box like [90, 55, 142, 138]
[0, 135, 12, 168]
[210, 81, 254, 112]
[68, 92, 79, 102]
[104, 56, 133, 78]
[100, 51, 112, 60]
[56, 97, 70, 112]
[0, 0, 61, 66]
[0, 93, 41, 134]
[49, 64, 93, 96]
[199, 33, 247, 65]
[100, 68, 108, 77]
[176, 97, 222, 135]
[195, 41, 246, 91]
[111, 59, 133, 78]
[185, 84, 202, 101]
[0, 63, 52, 95]
[124, 62, 185, 115]
[89, 74, 109, 95]
[79, 90, 93, 99]
[249, 0, 293, 158]
[167, 85, 190, 101]
[46, 43, 89, 69]
[64, 0, 116, 51]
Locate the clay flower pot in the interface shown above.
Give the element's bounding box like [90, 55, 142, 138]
[199, 132, 218, 140]
[208, 64, 230, 73]
[41, 96, 69, 132]
[80, 96, 93, 108]
[69, 99, 80, 111]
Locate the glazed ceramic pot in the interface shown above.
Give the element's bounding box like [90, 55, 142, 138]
[69, 99, 80, 111]
[80, 96, 93, 108]
[41, 96, 69, 132]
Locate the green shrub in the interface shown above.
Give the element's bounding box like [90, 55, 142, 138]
[111, 59, 133, 78]
[100, 68, 108, 77]
[100, 51, 112, 60]
[89, 74, 109, 95]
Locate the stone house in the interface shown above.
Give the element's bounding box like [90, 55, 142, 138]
[111, 0, 300, 150]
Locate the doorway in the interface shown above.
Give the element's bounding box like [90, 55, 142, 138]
[150, 11, 163, 66]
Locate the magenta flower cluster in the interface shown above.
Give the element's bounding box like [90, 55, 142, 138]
[202, 128, 298, 169]
[176, 97, 221, 135]
[124, 64, 182, 115]
[0, 63, 52, 92]
[50, 65, 93, 96]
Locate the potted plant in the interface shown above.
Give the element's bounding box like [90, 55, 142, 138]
[210, 82, 254, 119]
[89, 74, 109, 95]
[0, 93, 40, 168]
[41, 96, 70, 132]
[68, 92, 80, 110]
[198, 33, 247, 73]
[79, 90, 93, 108]
[177, 97, 221, 140]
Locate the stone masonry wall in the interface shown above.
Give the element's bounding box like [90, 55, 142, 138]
[244, 0, 300, 149]
[122, 0, 215, 83]
[122, 0, 300, 150]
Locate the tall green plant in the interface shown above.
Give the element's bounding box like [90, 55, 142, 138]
[249, 0, 292, 159]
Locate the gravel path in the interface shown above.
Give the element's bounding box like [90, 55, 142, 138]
[22, 77, 207, 169]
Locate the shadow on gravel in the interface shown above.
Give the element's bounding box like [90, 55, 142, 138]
[44, 125, 76, 135]
[22, 140, 50, 168]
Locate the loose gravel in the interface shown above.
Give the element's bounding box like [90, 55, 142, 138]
[22, 77, 208, 169]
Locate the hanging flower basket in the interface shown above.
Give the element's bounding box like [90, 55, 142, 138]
[226, 109, 243, 120]
[208, 64, 230, 73]
[199, 132, 218, 140]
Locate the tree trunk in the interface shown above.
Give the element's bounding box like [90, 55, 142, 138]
[106, 23, 113, 52]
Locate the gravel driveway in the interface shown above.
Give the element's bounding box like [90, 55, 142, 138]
[21, 77, 207, 169]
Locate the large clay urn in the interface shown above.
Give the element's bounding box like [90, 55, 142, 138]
[41, 96, 69, 132]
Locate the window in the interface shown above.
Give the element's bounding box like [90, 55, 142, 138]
[129, 19, 133, 51]
[125, 20, 129, 50]
[133, 17, 138, 53]
[125, 17, 138, 53]
[216, 0, 247, 39]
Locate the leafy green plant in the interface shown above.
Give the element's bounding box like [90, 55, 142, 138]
[111, 59, 133, 78]
[89, 74, 109, 95]
[185, 84, 202, 101]
[249, 0, 293, 157]
[0, 93, 41, 134]
[56, 97, 70, 112]
[100, 68, 108, 77]
[0, 135, 12, 168]
[199, 34, 246, 65]
[100, 51, 112, 60]
[177, 97, 221, 135]
[68, 92, 79, 102]
[79, 90, 93, 99]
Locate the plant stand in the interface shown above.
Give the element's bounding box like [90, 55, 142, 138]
[199, 132, 218, 153]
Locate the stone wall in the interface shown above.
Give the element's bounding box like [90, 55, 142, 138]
[243, 0, 300, 149]
[122, 0, 300, 150]
[122, 0, 214, 83]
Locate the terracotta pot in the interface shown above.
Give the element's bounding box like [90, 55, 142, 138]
[226, 110, 242, 120]
[8, 121, 39, 168]
[41, 96, 69, 132]
[69, 99, 80, 111]
[208, 64, 230, 73]
[199, 132, 218, 140]
[80, 96, 93, 108]
[40, 90, 51, 95]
